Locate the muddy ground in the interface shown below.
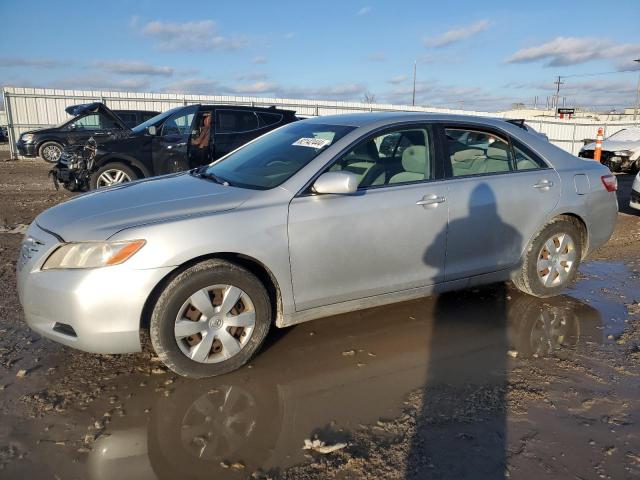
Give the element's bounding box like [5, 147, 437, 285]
[0, 157, 639, 479]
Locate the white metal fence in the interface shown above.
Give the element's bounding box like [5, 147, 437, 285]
[2, 86, 638, 158]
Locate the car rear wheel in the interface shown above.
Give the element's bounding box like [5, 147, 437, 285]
[150, 259, 272, 378]
[513, 217, 582, 298]
[38, 141, 63, 163]
[90, 162, 137, 189]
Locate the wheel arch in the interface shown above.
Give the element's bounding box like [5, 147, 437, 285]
[555, 212, 589, 258]
[35, 138, 63, 153]
[140, 252, 284, 331]
[519, 211, 590, 268]
[95, 154, 151, 178]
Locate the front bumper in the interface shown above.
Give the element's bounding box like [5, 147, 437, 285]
[631, 175, 640, 211]
[16, 140, 37, 157]
[17, 223, 173, 354]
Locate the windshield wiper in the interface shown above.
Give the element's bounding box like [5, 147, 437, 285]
[190, 167, 230, 186]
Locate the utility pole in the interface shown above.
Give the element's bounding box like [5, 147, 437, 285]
[553, 75, 564, 112]
[634, 58, 640, 122]
[412, 60, 417, 106]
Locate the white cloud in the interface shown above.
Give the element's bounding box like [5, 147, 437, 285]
[388, 75, 408, 85]
[235, 72, 269, 81]
[284, 32, 295, 39]
[142, 20, 247, 51]
[506, 37, 640, 67]
[162, 78, 218, 94]
[227, 81, 279, 94]
[0, 58, 70, 69]
[424, 19, 490, 48]
[93, 60, 173, 76]
[52, 75, 151, 91]
[357, 6, 371, 16]
[252, 56, 267, 65]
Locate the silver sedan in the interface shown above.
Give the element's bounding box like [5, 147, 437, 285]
[17, 113, 618, 377]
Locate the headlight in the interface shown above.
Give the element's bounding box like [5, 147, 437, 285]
[42, 240, 145, 270]
[21, 133, 34, 142]
[612, 150, 631, 157]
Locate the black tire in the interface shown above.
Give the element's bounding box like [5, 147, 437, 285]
[150, 259, 272, 378]
[38, 141, 63, 163]
[89, 162, 138, 189]
[512, 217, 582, 298]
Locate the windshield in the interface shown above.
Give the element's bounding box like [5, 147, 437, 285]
[131, 107, 182, 133]
[205, 122, 356, 189]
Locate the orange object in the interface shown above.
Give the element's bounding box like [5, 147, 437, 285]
[594, 127, 603, 162]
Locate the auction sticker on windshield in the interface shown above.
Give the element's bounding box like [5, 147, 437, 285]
[292, 137, 331, 149]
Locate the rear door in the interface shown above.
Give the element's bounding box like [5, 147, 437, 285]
[437, 124, 561, 281]
[152, 105, 198, 174]
[213, 109, 262, 159]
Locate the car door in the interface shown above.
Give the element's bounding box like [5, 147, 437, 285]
[152, 105, 198, 174]
[438, 124, 561, 281]
[213, 109, 261, 159]
[287, 124, 448, 311]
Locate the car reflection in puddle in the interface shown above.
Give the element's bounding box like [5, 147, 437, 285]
[86, 287, 605, 480]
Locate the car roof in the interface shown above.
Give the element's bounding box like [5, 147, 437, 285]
[198, 104, 295, 114]
[302, 111, 517, 129]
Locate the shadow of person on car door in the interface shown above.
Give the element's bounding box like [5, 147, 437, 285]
[406, 182, 522, 479]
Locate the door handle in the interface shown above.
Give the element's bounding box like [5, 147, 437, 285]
[533, 179, 553, 190]
[416, 194, 446, 207]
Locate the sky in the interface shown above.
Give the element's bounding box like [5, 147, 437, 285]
[1, 0, 639, 112]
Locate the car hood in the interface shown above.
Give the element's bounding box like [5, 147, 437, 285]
[23, 127, 59, 136]
[582, 139, 640, 152]
[36, 173, 253, 241]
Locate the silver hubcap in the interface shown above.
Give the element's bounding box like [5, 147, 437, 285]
[174, 285, 256, 364]
[96, 169, 131, 188]
[530, 308, 568, 356]
[42, 145, 61, 161]
[536, 232, 576, 287]
[180, 385, 257, 460]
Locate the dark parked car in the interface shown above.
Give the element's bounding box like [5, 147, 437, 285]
[16, 103, 159, 163]
[0, 126, 8, 143]
[50, 103, 298, 190]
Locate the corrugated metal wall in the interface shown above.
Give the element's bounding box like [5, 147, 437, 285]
[3, 86, 638, 157]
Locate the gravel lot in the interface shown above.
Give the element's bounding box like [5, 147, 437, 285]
[0, 156, 639, 479]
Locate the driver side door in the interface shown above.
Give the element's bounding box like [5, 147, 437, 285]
[152, 105, 199, 175]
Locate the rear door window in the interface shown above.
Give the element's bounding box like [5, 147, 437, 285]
[257, 112, 283, 128]
[216, 110, 259, 133]
[444, 128, 514, 177]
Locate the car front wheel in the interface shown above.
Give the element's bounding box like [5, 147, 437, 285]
[38, 141, 63, 163]
[90, 162, 138, 189]
[150, 259, 272, 378]
[513, 217, 582, 298]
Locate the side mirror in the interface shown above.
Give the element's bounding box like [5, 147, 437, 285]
[68, 123, 77, 130]
[312, 171, 358, 195]
[147, 125, 157, 136]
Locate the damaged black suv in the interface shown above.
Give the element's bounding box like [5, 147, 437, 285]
[51, 103, 298, 190]
[16, 103, 159, 163]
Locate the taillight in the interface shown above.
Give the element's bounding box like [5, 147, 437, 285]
[601, 175, 617, 192]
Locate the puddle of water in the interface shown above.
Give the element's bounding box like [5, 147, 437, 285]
[78, 278, 622, 480]
[568, 260, 640, 339]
